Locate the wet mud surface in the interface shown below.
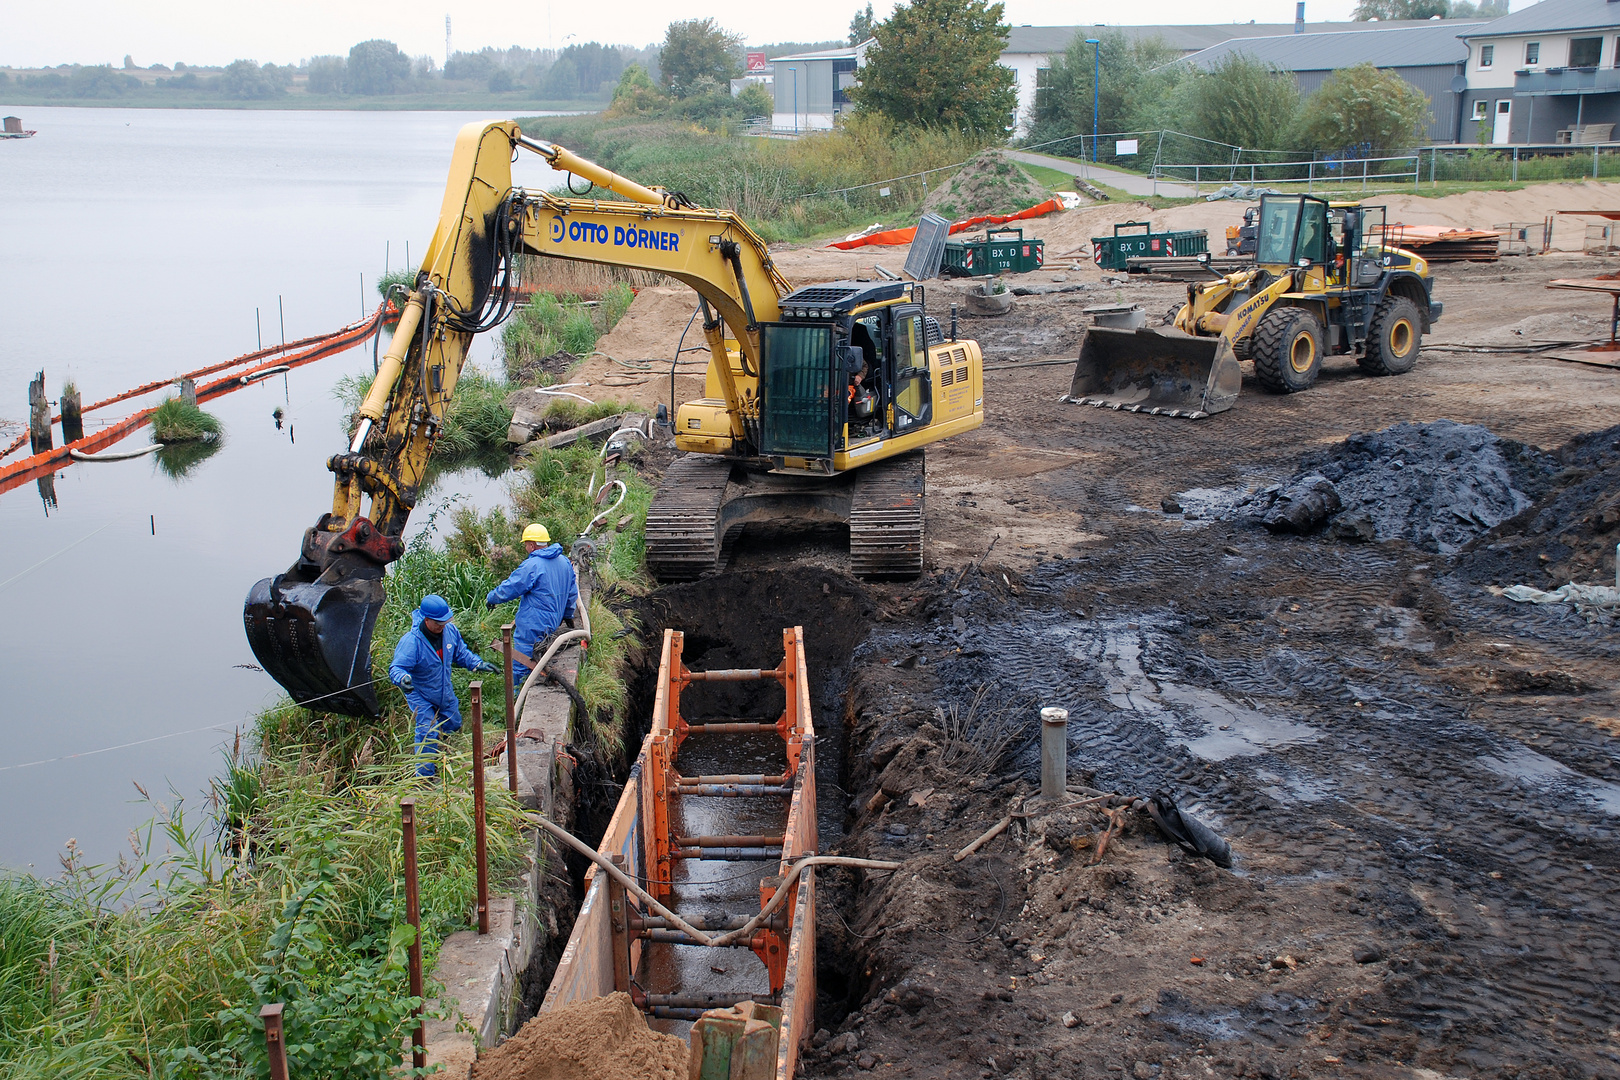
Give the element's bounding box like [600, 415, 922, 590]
[614, 256, 1620, 1078]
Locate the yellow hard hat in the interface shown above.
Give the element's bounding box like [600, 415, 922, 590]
[522, 523, 550, 544]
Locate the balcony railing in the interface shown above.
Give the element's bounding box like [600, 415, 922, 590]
[1514, 66, 1620, 96]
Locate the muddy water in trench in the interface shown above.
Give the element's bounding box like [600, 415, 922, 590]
[0, 107, 567, 875]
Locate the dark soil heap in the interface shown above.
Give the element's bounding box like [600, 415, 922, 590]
[468, 992, 688, 1080]
[1190, 420, 1555, 554]
[923, 151, 1052, 221]
[1458, 421, 1620, 587]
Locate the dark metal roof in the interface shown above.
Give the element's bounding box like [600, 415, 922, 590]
[1176, 21, 1485, 72]
[1457, 0, 1620, 38]
[1003, 21, 1454, 55]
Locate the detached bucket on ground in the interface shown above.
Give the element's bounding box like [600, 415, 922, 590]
[1067, 327, 1243, 419]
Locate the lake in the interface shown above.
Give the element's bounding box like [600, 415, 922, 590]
[0, 106, 568, 875]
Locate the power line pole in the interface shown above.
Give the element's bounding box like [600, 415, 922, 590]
[445, 15, 451, 67]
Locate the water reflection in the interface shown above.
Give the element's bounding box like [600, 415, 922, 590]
[36, 473, 57, 515]
[154, 438, 225, 481]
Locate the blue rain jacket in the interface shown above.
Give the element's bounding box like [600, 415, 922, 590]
[388, 609, 496, 729]
[486, 544, 579, 655]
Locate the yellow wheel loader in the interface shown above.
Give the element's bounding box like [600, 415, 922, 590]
[1068, 194, 1442, 418]
[243, 120, 984, 716]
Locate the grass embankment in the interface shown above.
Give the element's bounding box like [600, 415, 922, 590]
[0, 432, 654, 1075]
[151, 398, 223, 443]
[521, 112, 992, 242]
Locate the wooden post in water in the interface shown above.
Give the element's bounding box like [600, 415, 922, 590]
[470, 681, 490, 936]
[179, 377, 198, 407]
[27, 371, 51, 454]
[260, 1003, 289, 1080]
[502, 623, 518, 794]
[401, 797, 426, 1070]
[60, 382, 83, 444]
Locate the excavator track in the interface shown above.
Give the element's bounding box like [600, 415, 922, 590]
[849, 450, 925, 579]
[646, 454, 734, 582]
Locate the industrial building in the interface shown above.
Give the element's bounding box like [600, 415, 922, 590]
[1458, 0, 1620, 144]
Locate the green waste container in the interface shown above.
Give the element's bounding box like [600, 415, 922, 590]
[942, 228, 1045, 277]
[1091, 221, 1209, 271]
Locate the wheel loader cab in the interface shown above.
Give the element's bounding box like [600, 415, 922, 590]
[1255, 194, 1329, 270]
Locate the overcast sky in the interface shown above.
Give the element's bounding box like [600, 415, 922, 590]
[0, 0, 1509, 70]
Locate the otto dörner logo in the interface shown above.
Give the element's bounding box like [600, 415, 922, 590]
[548, 215, 682, 252]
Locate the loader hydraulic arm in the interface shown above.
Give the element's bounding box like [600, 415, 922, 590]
[245, 120, 797, 716]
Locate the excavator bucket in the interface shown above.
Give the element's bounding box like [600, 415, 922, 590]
[244, 555, 386, 717]
[1067, 327, 1243, 419]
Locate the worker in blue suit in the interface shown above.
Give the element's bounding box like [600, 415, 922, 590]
[389, 593, 497, 777]
[486, 523, 579, 693]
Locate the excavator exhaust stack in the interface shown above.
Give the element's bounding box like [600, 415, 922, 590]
[1067, 326, 1243, 419]
[244, 549, 387, 718]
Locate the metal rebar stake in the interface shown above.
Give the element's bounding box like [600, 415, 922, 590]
[401, 797, 425, 1069]
[470, 682, 489, 936]
[502, 623, 518, 794]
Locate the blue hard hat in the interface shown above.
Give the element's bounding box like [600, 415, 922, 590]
[418, 594, 453, 622]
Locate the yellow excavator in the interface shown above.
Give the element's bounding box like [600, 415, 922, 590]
[244, 120, 984, 715]
[1069, 194, 1442, 418]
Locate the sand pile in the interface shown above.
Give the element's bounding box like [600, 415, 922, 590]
[923, 151, 1054, 220]
[468, 993, 688, 1080]
[568, 286, 711, 414]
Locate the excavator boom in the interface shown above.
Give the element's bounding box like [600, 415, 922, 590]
[247, 121, 980, 716]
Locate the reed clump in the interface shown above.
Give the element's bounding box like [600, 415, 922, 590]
[152, 398, 223, 443]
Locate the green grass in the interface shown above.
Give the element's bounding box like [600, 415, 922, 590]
[151, 398, 223, 443]
[333, 367, 515, 472]
[500, 283, 634, 384]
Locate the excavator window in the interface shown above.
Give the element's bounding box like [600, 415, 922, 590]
[759, 322, 837, 458]
[891, 311, 932, 434]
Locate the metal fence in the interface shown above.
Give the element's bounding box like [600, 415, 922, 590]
[1150, 155, 1422, 197]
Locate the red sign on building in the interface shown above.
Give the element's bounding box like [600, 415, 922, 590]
[746, 52, 768, 72]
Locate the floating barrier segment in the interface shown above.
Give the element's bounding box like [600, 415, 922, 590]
[0, 304, 391, 495]
[541, 626, 818, 1080]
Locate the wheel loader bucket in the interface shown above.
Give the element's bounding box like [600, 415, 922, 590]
[244, 556, 385, 717]
[1066, 327, 1242, 419]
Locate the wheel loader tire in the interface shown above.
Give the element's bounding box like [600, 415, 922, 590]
[1360, 295, 1422, 376]
[1252, 308, 1323, 394]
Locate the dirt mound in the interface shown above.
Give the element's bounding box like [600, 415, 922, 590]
[1180, 420, 1554, 553]
[924, 151, 1054, 220]
[569, 286, 710, 413]
[1458, 422, 1620, 588]
[468, 992, 688, 1080]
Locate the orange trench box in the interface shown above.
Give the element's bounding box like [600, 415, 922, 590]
[541, 625, 818, 1080]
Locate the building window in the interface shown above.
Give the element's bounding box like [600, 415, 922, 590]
[1479, 44, 1494, 67]
[1525, 41, 1540, 65]
[832, 58, 856, 105]
[1473, 99, 1489, 120]
[1571, 37, 1603, 67]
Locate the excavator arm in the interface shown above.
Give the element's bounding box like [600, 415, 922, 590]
[245, 120, 797, 716]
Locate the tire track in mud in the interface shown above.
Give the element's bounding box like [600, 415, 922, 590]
[889, 541, 1620, 1072]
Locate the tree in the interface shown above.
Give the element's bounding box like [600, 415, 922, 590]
[545, 42, 626, 98]
[221, 59, 287, 100]
[849, 3, 876, 45]
[489, 68, 517, 92]
[1448, 0, 1509, 16]
[853, 0, 1016, 137]
[607, 63, 667, 116]
[345, 39, 411, 95]
[1025, 30, 1183, 149]
[1295, 63, 1430, 153]
[1180, 54, 1300, 152]
[306, 55, 345, 94]
[1353, 0, 1447, 18]
[738, 82, 773, 117]
[660, 18, 742, 96]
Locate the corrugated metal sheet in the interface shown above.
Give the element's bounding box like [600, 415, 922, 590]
[1457, 0, 1620, 39]
[1004, 20, 1450, 56]
[1177, 22, 1484, 72]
